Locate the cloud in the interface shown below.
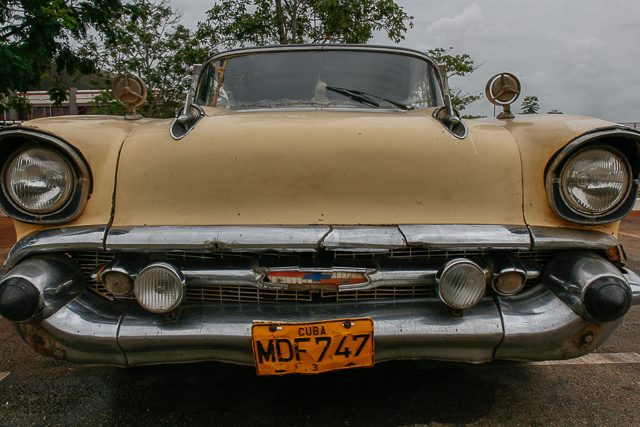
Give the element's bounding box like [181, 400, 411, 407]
[426, 3, 484, 40]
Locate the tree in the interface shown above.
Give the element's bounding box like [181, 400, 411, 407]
[80, 0, 209, 118]
[427, 47, 482, 113]
[547, 109, 563, 114]
[197, 0, 413, 48]
[521, 95, 539, 114]
[0, 0, 125, 113]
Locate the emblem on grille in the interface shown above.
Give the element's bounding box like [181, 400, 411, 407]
[263, 269, 368, 291]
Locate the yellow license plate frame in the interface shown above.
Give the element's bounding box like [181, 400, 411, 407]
[251, 318, 374, 376]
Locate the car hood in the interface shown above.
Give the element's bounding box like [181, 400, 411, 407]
[111, 108, 526, 227]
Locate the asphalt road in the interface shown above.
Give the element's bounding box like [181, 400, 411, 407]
[0, 217, 639, 427]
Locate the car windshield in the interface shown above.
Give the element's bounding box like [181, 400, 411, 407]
[195, 49, 443, 110]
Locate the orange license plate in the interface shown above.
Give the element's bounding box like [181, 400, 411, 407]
[251, 318, 374, 376]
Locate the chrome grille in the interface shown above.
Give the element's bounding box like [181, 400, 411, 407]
[186, 285, 313, 304]
[66, 249, 557, 305]
[321, 284, 431, 302]
[185, 284, 432, 304]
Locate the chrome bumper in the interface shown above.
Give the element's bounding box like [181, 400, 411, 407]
[17, 277, 638, 367]
[5, 223, 640, 367]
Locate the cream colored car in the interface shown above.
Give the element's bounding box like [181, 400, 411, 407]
[0, 45, 639, 375]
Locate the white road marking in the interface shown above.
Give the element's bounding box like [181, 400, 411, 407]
[527, 352, 640, 366]
[0, 372, 8, 382]
[414, 353, 640, 370]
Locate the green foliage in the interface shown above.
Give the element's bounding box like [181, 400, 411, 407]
[89, 89, 127, 116]
[0, 0, 124, 96]
[427, 47, 482, 112]
[0, 93, 31, 115]
[521, 95, 540, 114]
[547, 109, 563, 114]
[81, 0, 210, 118]
[46, 77, 70, 108]
[197, 0, 413, 48]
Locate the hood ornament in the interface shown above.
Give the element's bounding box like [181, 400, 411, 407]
[113, 75, 147, 120]
[485, 73, 521, 119]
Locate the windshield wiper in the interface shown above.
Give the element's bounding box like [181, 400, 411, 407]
[325, 86, 379, 108]
[326, 86, 413, 111]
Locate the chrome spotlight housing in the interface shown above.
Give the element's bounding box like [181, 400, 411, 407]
[436, 259, 486, 309]
[134, 263, 185, 313]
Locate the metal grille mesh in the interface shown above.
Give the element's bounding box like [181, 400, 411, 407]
[67, 249, 557, 305]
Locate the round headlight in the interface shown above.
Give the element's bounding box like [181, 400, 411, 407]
[560, 148, 630, 215]
[436, 259, 486, 309]
[5, 148, 73, 213]
[134, 263, 185, 313]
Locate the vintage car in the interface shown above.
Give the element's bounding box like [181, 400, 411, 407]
[0, 44, 639, 376]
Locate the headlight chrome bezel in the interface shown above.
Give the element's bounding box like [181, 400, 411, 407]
[3, 147, 76, 214]
[546, 128, 640, 225]
[558, 146, 632, 217]
[0, 128, 92, 224]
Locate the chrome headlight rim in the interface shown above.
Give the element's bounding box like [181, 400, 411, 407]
[2, 147, 76, 215]
[0, 128, 92, 224]
[134, 263, 186, 314]
[545, 128, 640, 225]
[558, 146, 632, 218]
[436, 258, 487, 310]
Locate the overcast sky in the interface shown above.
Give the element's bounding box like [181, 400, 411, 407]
[170, 0, 640, 122]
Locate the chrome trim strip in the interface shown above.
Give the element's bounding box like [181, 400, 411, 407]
[4, 226, 106, 270]
[155, 265, 439, 292]
[106, 226, 330, 252]
[204, 44, 441, 73]
[182, 267, 264, 288]
[399, 225, 531, 250]
[529, 226, 620, 250]
[322, 226, 406, 251]
[7, 224, 627, 271]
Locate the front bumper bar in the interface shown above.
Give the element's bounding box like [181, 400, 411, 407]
[16, 277, 638, 367]
[5, 224, 640, 367]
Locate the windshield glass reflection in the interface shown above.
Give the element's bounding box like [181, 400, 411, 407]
[196, 50, 442, 110]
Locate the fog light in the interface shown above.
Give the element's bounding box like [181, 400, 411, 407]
[134, 263, 185, 313]
[102, 271, 134, 296]
[436, 259, 486, 309]
[492, 271, 526, 296]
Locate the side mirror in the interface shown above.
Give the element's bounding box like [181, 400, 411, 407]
[433, 64, 467, 139]
[485, 73, 521, 119]
[171, 64, 204, 140]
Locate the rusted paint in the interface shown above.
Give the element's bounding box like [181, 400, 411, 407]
[605, 245, 627, 268]
[18, 323, 66, 360]
[560, 323, 602, 359]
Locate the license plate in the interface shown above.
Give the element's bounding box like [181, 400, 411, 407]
[251, 318, 374, 376]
